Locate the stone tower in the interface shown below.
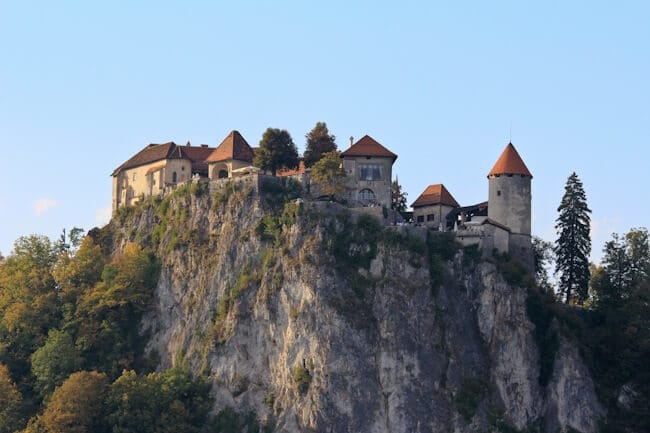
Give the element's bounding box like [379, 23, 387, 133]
[487, 142, 533, 269]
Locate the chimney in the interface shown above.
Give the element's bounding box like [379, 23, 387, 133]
[186, 141, 191, 147]
[201, 144, 208, 148]
[349, 136, 354, 146]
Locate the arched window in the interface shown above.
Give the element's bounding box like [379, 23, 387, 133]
[218, 169, 228, 179]
[172, 171, 177, 183]
[358, 188, 376, 203]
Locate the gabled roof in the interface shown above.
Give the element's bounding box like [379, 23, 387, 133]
[112, 142, 177, 176]
[488, 142, 532, 178]
[112, 142, 215, 176]
[411, 184, 460, 208]
[207, 130, 255, 163]
[340, 135, 397, 161]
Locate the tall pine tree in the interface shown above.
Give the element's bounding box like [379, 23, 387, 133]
[303, 122, 337, 168]
[555, 172, 592, 304]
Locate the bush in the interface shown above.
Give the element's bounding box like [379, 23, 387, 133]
[454, 377, 487, 421]
[293, 365, 311, 394]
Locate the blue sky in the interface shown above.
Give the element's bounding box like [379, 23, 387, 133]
[1, 1, 648, 262]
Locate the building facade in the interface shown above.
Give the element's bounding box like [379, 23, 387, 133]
[340, 135, 397, 208]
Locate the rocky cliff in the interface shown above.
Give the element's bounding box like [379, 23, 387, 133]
[107, 177, 604, 433]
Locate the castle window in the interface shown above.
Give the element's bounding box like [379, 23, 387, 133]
[359, 164, 382, 180]
[417, 215, 425, 223]
[181, 166, 185, 171]
[172, 171, 177, 183]
[427, 214, 435, 221]
[133, 173, 136, 181]
[218, 170, 228, 179]
[358, 188, 376, 203]
[497, 190, 501, 196]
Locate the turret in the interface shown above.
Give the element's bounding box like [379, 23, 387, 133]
[487, 142, 533, 268]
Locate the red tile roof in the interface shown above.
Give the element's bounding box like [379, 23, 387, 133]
[206, 130, 255, 163]
[411, 184, 460, 208]
[488, 142, 532, 178]
[276, 160, 306, 177]
[112, 142, 215, 176]
[340, 135, 397, 161]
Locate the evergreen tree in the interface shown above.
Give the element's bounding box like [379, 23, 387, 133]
[554, 172, 591, 304]
[391, 178, 408, 213]
[253, 128, 299, 176]
[303, 122, 337, 168]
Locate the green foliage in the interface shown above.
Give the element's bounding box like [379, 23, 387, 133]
[555, 172, 592, 304]
[253, 127, 299, 175]
[212, 262, 260, 344]
[532, 236, 554, 292]
[259, 177, 302, 208]
[293, 365, 311, 393]
[0, 364, 24, 433]
[330, 213, 381, 270]
[492, 251, 535, 289]
[210, 407, 267, 433]
[391, 178, 408, 213]
[74, 243, 160, 375]
[106, 366, 212, 433]
[303, 121, 337, 168]
[310, 151, 347, 199]
[525, 289, 560, 386]
[454, 377, 487, 421]
[212, 181, 240, 207]
[40, 370, 110, 433]
[462, 243, 482, 266]
[427, 232, 458, 289]
[31, 329, 83, 398]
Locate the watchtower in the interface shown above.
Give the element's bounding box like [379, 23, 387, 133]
[487, 142, 533, 269]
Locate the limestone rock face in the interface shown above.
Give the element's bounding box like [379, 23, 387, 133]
[109, 181, 604, 433]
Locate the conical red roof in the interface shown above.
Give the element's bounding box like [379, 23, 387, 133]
[207, 130, 255, 163]
[488, 142, 532, 177]
[411, 184, 460, 208]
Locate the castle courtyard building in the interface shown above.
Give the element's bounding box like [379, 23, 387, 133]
[111, 142, 214, 211]
[340, 135, 397, 208]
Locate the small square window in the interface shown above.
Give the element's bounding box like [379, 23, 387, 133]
[427, 214, 435, 221]
[417, 215, 425, 223]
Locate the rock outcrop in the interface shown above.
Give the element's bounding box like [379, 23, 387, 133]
[107, 178, 604, 432]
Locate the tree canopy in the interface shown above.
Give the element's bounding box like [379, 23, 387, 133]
[303, 122, 337, 168]
[310, 151, 347, 200]
[554, 172, 591, 304]
[391, 178, 408, 214]
[253, 128, 299, 176]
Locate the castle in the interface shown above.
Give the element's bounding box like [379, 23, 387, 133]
[111, 131, 532, 267]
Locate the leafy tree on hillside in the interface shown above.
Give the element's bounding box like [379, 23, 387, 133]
[31, 329, 83, 398]
[0, 364, 23, 433]
[303, 122, 337, 168]
[592, 227, 650, 308]
[0, 235, 61, 385]
[532, 236, 554, 293]
[310, 151, 347, 200]
[74, 243, 160, 375]
[39, 370, 110, 433]
[106, 367, 212, 433]
[586, 228, 650, 431]
[254, 128, 299, 176]
[554, 172, 591, 304]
